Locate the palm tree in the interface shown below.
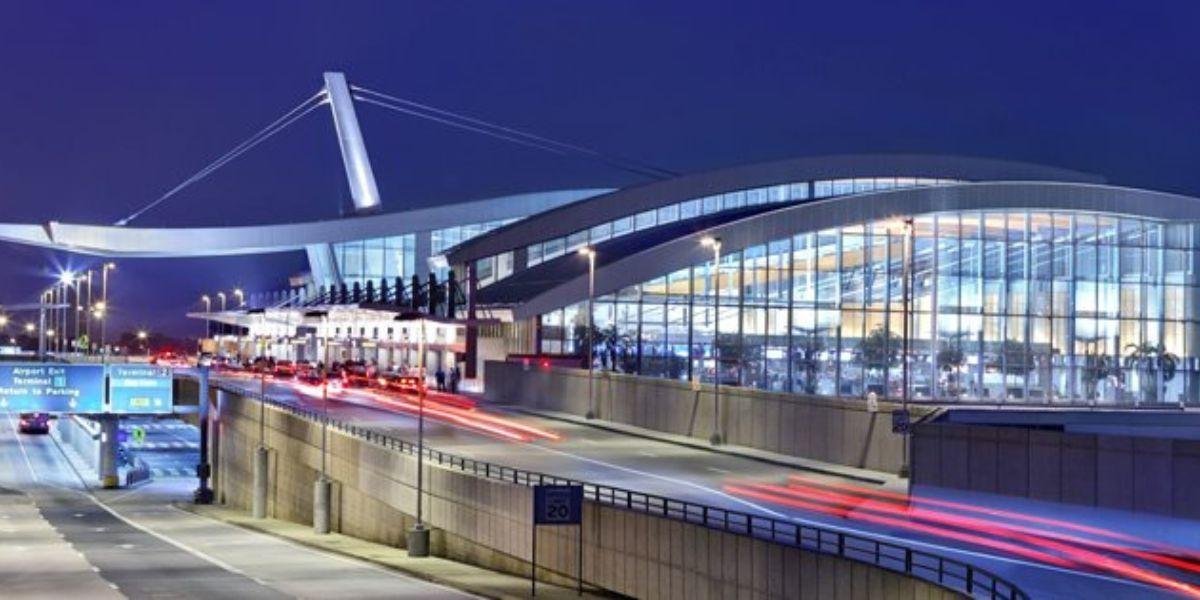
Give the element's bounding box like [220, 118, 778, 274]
[1123, 343, 1179, 403]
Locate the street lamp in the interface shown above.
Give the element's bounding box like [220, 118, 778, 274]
[201, 295, 212, 338]
[137, 329, 149, 357]
[701, 235, 723, 445]
[101, 262, 116, 361]
[899, 217, 915, 479]
[217, 292, 227, 339]
[24, 322, 34, 333]
[578, 247, 597, 419]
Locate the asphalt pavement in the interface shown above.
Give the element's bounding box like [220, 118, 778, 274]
[207, 371, 1199, 600]
[0, 410, 477, 599]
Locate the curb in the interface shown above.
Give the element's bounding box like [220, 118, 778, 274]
[503, 406, 890, 486]
[178, 504, 604, 600]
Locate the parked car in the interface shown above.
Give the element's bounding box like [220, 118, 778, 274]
[18, 412, 50, 434]
[272, 360, 297, 379]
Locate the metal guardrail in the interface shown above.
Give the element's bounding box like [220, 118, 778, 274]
[214, 380, 1028, 600]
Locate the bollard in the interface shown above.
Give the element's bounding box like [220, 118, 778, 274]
[313, 476, 332, 534]
[98, 416, 120, 489]
[253, 446, 269, 518]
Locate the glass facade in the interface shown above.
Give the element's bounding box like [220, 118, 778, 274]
[539, 210, 1200, 406]
[332, 234, 415, 288]
[331, 217, 518, 287]
[524, 177, 960, 267]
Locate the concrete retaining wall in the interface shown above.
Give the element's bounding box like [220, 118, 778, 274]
[214, 392, 959, 599]
[483, 361, 920, 474]
[913, 423, 1200, 520]
[52, 415, 101, 472]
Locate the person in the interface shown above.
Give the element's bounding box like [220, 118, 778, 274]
[435, 367, 446, 392]
[449, 365, 460, 394]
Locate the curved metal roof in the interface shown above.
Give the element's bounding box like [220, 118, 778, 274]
[0, 189, 610, 257]
[504, 181, 1200, 319]
[446, 154, 1104, 264]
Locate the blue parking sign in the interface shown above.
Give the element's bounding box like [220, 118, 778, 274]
[0, 364, 105, 413]
[533, 485, 583, 525]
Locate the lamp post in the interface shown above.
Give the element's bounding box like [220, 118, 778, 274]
[101, 262, 115, 360]
[407, 316, 430, 557]
[202, 295, 212, 339]
[58, 272, 74, 354]
[314, 314, 332, 534]
[899, 217, 915, 479]
[578, 247, 597, 419]
[701, 236, 723, 445]
[84, 270, 93, 353]
[217, 292, 227, 339]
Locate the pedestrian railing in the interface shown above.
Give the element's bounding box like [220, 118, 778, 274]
[211, 379, 1029, 600]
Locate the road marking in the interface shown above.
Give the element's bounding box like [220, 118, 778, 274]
[524, 441, 788, 518]
[706, 466, 730, 474]
[637, 450, 658, 457]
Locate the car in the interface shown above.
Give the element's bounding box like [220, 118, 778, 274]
[379, 373, 424, 395]
[150, 352, 189, 367]
[272, 360, 297, 379]
[18, 412, 50, 434]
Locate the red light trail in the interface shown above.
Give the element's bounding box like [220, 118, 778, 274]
[725, 477, 1200, 598]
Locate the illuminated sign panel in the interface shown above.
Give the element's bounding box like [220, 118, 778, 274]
[108, 364, 174, 414]
[0, 364, 105, 413]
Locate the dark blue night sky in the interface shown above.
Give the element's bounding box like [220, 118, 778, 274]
[1, 1, 1197, 337]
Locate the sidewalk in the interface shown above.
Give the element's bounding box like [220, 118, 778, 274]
[499, 404, 900, 488]
[186, 503, 606, 600]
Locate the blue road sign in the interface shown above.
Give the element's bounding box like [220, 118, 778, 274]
[0, 364, 105, 413]
[533, 485, 583, 525]
[892, 409, 911, 434]
[108, 364, 174, 414]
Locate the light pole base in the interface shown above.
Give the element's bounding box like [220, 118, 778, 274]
[407, 524, 430, 557]
[252, 446, 269, 519]
[313, 476, 331, 534]
[709, 433, 723, 446]
[897, 464, 910, 479]
[194, 462, 213, 504]
[585, 410, 596, 420]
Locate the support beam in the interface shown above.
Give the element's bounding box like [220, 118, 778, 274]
[324, 72, 382, 215]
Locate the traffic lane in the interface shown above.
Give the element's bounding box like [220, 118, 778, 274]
[0, 417, 121, 599]
[8, 419, 289, 600]
[98, 480, 477, 600]
[211, 376, 1173, 599]
[123, 418, 201, 477]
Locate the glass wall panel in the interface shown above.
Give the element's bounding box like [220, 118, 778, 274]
[534, 209, 1200, 408]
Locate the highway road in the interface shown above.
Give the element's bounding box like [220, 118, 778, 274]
[0, 411, 475, 599]
[208, 371, 1200, 600]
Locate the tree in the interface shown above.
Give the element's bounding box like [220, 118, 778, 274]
[857, 326, 901, 373]
[790, 328, 826, 395]
[1081, 350, 1115, 401]
[987, 339, 1033, 377]
[936, 343, 966, 397]
[1123, 343, 1179, 402]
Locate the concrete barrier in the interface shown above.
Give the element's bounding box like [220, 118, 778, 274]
[213, 393, 962, 599]
[913, 422, 1200, 520]
[51, 415, 102, 472]
[483, 360, 925, 474]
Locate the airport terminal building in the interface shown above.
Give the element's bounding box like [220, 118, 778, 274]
[9, 154, 1197, 406]
[445, 155, 1200, 406]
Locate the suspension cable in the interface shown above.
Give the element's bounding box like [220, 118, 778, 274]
[351, 85, 677, 180]
[352, 96, 571, 156]
[114, 90, 327, 226]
